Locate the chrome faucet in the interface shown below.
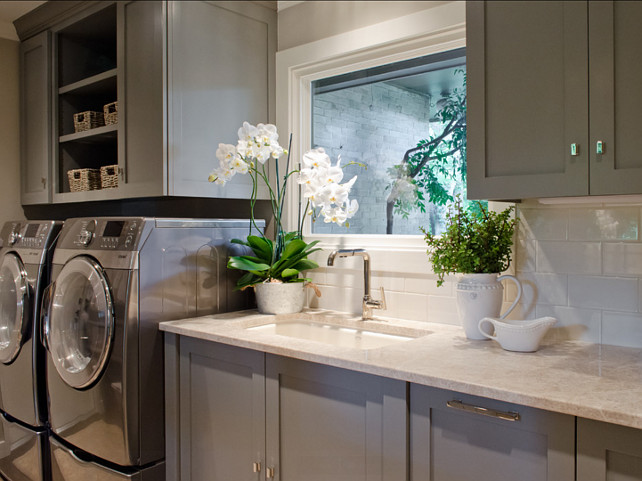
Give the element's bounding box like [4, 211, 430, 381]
[327, 248, 386, 320]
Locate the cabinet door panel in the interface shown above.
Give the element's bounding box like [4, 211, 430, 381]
[168, 1, 275, 198]
[589, 1, 642, 195]
[176, 338, 266, 481]
[123, 0, 165, 197]
[20, 31, 51, 205]
[265, 355, 407, 481]
[577, 418, 642, 481]
[410, 385, 574, 481]
[467, 1, 589, 200]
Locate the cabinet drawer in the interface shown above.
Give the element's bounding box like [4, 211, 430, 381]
[410, 385, 575, 481]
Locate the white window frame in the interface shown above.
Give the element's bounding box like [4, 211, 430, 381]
[276, 2, 466, 274]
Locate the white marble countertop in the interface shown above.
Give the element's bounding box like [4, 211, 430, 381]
[159, 309, 642, 430]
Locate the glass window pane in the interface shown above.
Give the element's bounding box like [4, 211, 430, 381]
[311, 48, 470, 235]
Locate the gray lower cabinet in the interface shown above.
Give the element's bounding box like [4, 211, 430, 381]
[165, 335, 266, 481]
[577, 418, 642, 481]
[467, 1, 642, 200]
[19, 31, 51, 205]
[409, 384, 575, 481]
[165, 335, 408, 481]
[264, 354, 407, 481]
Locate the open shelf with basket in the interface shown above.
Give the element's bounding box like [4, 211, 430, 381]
[53, 2, 120, 198]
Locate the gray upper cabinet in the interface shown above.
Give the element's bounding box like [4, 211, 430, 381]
[577, 418, 642, 481]
[17, 0, 276, 204]
[20, 31, 51, 205]
[410, 384, 575, 481]
[467, 1, 642, 200]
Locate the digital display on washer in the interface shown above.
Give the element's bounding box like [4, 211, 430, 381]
[103, 221, 125, 238]
[24, 224, 39, 237]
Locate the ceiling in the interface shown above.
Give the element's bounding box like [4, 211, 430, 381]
[0, 1, 45, 40]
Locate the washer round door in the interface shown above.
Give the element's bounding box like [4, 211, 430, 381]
[48, 256, 114, 389]
[0, 253, 29, 364]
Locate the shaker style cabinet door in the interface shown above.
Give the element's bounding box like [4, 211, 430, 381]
[466, 1, 589, 200]
[577, 418, 642, 481]
[166, 336, 266, 481]
[409, 384, 575, 481]
[589, 1, 642, 195]
[20, 31, 51, 205]
[265, 355, 407, 481]
[167, 0, 276, 199]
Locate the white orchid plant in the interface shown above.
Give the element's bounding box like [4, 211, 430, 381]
[209, 122, 359, 289]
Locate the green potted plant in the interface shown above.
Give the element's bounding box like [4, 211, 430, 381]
[209, 122, 358, 314]
[421, 200, 521, 340]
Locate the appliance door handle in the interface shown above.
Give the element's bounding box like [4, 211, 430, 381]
[40, 282, 55, 352]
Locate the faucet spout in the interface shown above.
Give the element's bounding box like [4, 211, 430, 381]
[326, 248, 385, 320]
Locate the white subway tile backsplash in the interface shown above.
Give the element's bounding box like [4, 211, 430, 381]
[537, 241, 601, 275]
[568, 207, 639, 241]
[603, 243, 642, 276]
[426, 295, 459, 325]
[308, 204, 642, 348]
[518, 207, 568, 241]
[385, 290, 429, 322]
[404, 275, 454, 296]
[515, 238, 536, 273]
[536, 305, 602, 343]
[568, 275, 638, 312]
[602, 311, 642, 348]
[513, 273, 568, 307]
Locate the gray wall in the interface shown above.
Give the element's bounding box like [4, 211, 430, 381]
[0, 37, 25, 223]
[278, 1, 449, 51]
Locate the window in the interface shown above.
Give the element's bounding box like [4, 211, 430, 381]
[310, 48, 472, 236]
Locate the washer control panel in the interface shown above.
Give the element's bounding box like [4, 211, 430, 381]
[2, 222, 52, 249]
[70, 218, 144, 251]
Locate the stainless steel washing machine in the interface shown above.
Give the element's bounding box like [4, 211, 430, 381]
[42, 217, 259, 481]
[0, 220, 63, 481]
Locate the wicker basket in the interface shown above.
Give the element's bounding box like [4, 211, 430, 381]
[67, 168, 101, 192]
[100, 164, 119, 189]
[103, 101, 118, 125]
[73, 111, 104, 133]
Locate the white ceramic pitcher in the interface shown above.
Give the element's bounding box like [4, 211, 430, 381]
[455, 273, 523, 340]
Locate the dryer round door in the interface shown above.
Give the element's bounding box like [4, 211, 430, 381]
[48, 256, 115, 389]
[0, 253, 29, 364]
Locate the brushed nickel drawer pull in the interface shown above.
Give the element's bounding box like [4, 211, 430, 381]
[446, 399, 520, 422]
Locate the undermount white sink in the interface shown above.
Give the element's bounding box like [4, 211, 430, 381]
[246, 318, 422, 350]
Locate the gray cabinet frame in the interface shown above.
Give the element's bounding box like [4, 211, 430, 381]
[20, 31, 52, 205]
[577, 417, 642, 481]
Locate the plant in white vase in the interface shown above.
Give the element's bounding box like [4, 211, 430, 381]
[421, 200, 521, 339]
[209, 122, 358, 314]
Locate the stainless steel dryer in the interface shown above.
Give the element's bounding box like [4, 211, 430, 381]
[0, 220, 63, 481]
[42, 218, 259, 481]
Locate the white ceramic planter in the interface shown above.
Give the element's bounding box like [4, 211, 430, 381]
[254, 282, 305, 315]
[456, 273, 522, 340]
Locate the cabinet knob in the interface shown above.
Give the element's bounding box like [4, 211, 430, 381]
[41, 177, 47, 187]
[570, 143, 579, 156]
[596, 140, 604, 154]
[252, 462, 261, 473]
